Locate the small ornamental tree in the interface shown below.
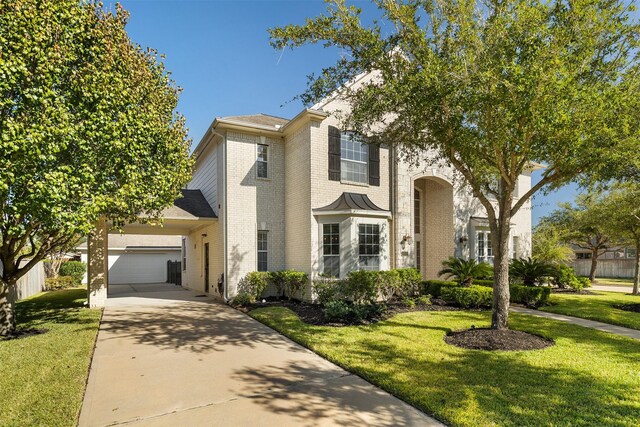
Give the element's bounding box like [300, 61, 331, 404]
[540, 192, 617, 281]
[270, 0, 639, 329]
[601, 184, 640, 295]
[0, 1, 193, 336]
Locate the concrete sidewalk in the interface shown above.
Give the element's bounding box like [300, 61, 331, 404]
[511, 306, 640, 340]
[590, 285, 635, 293]
[79, 283, 442, 427]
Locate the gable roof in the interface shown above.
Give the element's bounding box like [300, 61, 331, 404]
[162, 189, 217, 219]
[219, 113, 289, 128]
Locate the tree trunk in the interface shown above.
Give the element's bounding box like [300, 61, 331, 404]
[589, 249, 598, 282]
[0, 280, 16, 337]
[491, 207, 512, 330]
[633, 240, 639, 296]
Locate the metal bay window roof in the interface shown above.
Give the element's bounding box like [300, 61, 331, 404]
[313, 192, 391, 218]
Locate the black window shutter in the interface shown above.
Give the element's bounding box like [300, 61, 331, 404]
[328, 126, 341, 181]
[369, 143, 380, 186]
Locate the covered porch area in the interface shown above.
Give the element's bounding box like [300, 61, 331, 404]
[86, 190, 217, 307]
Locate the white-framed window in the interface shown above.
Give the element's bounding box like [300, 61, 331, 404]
[576, 252, 592, 260]
[257, 230, 268, 271]
[512, 236, 519, 259]
[359, 224, 380, 270]
[256, 143, 268, 178]
[322, 223, 340, 277]
[414, 188, 421, 234]
[341, 132, 368, 183]
[477, 231, 493, 263]
[626, 248, 637, 259]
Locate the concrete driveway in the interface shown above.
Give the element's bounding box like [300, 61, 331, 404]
[79, 283, 441, 426]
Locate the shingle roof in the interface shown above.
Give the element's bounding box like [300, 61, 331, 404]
[220, 113, 289, 128]
[315, 192, 387, 212]
[162, 189, 217, 219]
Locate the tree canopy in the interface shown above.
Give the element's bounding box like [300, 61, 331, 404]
[271, 0, 640, 328]
[0, 0, 193, 335]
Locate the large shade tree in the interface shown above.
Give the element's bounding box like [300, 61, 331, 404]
[271, 0, 640, 329]
[0, 0, 193, 336]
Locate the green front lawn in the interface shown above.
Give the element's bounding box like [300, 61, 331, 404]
[251, 307, 640, 427]
[541, 291, 640, 330]
[0, 288, 102, 427]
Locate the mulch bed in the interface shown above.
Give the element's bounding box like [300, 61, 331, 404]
[236, 297, 462, 326]
[0, 328, 48, 341]
[445, 328, 554, 351]
[613, 303, 640, 313]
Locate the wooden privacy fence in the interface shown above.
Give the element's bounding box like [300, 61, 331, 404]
[166, 260, 182, 286]
[572, 259, 635, 278]
[1, 261, 46, 304]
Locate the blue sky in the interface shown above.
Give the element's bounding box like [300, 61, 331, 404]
[111, 0, 580, 224]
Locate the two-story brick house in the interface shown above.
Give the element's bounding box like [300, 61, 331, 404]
[181, 92, 535, 300]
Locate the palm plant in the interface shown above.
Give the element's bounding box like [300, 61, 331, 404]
[509, 257, 555, 286]
[438, 257, 493, 286]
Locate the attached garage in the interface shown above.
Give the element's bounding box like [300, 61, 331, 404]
[80, 234, 182, 285]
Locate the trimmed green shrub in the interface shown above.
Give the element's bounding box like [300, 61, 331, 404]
[577, 276, 591, 288]
[44, 276, 77, 290]
[422, 280, 457, 297]
[401, 296, 416, 308]
[376, 270, 401, 302]
[59, 261, 86, 283]
[352, 303, 385, 321]
[416, 295, 432, 306]
[323, 300, 352, 322]
[551, 264, 583, 289]
[395, 268, 422, 296]
[343, 270, 379, 304]
[312, 275, 341, 304]
[510, 285, 551, 308]
[230, 292, 254, 306]
[279, 270, 308, 300]
[473, 279, 494, 288]
[236, 271, 269, 303]
[441, 285, 493, 308]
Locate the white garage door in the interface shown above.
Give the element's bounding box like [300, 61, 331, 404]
[108, 251, 181, 285]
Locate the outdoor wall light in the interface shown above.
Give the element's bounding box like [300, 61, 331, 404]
[400, 235, 412, 249]
[458, 236, 469, 246]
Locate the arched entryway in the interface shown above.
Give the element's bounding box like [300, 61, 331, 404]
[413, 176, 455, 279]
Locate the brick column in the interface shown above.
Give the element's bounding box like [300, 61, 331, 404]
[87, 218, 108, 308]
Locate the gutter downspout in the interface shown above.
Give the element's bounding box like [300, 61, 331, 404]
[208, 127, 230, 303]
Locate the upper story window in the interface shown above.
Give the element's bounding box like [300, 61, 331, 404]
[341, 132, 368, 184]
[257, 144, 268, 178]
[358, 224, 380, 270]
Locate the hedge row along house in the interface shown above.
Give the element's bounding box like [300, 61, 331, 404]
[178, 73, 538, 302]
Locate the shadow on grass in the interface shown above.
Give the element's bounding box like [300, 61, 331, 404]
[252, 307, 640, 427]
[15, 288, 94, 327]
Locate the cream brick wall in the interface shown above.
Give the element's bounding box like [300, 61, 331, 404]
[224, 131, 285, 297]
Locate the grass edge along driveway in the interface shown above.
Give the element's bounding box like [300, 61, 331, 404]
[541, 290, 640, 330]
[0, 288, 102, 427]
[250, 307, 640, 427]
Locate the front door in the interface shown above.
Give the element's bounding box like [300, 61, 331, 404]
[204, 243, 210, 293]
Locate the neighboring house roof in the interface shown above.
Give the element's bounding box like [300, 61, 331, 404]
[163, 189, 217, 220]
[219, 113, 289, 128]
[314, 192, 391, 217]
